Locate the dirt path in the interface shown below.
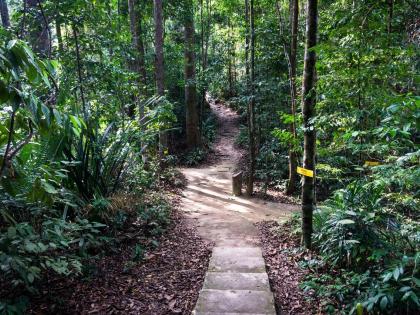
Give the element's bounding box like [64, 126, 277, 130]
[181, 98, 297, 247]
[180, 98, 298, 314]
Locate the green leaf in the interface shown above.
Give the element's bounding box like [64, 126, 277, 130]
[393, 266, 400, 281]
[337, 219, 355, 225]
[7, 226, 16, 238]
[42, 181, 58, 194]
[24, 241, 37, 252]
[27, 273, 35, 283]
[379, 296, 388, 310]
[399, 286, 411, 292]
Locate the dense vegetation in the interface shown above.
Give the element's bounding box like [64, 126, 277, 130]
[0, 0, 418, 314]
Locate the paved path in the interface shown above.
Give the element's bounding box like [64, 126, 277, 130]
[180, 100, 298, 315]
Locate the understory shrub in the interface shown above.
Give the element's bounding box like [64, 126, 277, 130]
[302, 161, 419, 314]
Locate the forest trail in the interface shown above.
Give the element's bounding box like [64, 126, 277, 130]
[180, 99, 298, 314]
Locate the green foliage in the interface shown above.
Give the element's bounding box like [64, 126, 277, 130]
[182, 148, 208, 166]
[136, 194, 171, 237]
[305, 173, 419, 314]
[1, 15, 176, 308]
[0, 219, 105, 292]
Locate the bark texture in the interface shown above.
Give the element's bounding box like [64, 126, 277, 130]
[286, 0, 299, 195]
[246, 0, 256, 196]
[153, 0, 168, 151]
[128, 0, 147, 87]
[184, 0, 201, 148]
[0, 0, 10, 27]
[301, 0, 318, 249]
[27, 0, 50, 56]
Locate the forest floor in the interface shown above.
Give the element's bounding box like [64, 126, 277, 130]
[27, 191, 212, 314]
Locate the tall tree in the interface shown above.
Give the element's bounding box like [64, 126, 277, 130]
[128, 0, 147, 87]
[0, 0, 10, 28]
[154, 0, 167, 152]
[275, 0, 299, 195]
[184, 0, 201, 148]
[286, 0, 299, 195]
[245, 0, 249, 78]
[246, 0, 256, 196]
[27, 0, 50, 56]
[128, 0, 147, 128]
[301, 0, 318, 249]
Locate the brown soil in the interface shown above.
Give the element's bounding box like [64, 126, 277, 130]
[200, 95, 245, 168]
[26, 197, 211, 315]
[257, 220, 321, 315]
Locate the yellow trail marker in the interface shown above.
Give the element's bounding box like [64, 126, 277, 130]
[297, 166, 314, 178]
[364, 161, 381, 167]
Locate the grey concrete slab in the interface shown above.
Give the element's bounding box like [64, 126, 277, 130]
[203, 272, 270, 291]
[212, 247, 262, 258]
[208, 255, 266, 273]
[194, 289, 276, 314]
[194, 313, 273, 315]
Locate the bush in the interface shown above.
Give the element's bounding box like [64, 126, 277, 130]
[136, 193, 171, 237]
[304, 177, 420, 314]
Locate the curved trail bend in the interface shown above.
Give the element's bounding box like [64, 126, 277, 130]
[180, 98, 298, 314]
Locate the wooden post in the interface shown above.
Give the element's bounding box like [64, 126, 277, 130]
[232, 172, 243, 196]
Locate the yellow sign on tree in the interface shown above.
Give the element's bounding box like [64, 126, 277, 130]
[297, 167, 314, 178]
[364, 161, 381, 167]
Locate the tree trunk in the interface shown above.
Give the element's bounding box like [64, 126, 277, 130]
[301, 0, 318, 249]
[153, 0, 165, 93]
[286, 0, 299, 195]
[0, 0, 10, 28]
[137, 14, 147, 86]
[204, 0, 212, 70]
[72, 25, 88, 119]
[154, 0, 167, 153]
[26, 0, 50, 57]
[128, 0, 147, 87]
[246, 0, 256, 196]
[56, 18, 64, 53]
[184, 0, 201, 148]
[245, 0, 249, 78]
[128, 0, 147, 126]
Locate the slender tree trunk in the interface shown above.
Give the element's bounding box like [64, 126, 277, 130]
[154, 0, 165, 97]
[246, 0, 256, 196]
[301, 0, 318, 249]
[128, 0, 147, 86]
[154, 0, 167, 153]
[199, 0, 205, 135]
[204, 0, 212, 70]
[286, 0, 299, 195]
[128, 0, 147, 126]
[56, 18, 64, 52]
[27, 0, 50, 56]
[228, 19, 233, 97]
[0, 0, 10, 28]
[137, 14, 147, 86]
[184, 0, 200, 148]
[72, 25, 88, 119]
[245, 0, 249, 78]
[387, 0, 393, 34]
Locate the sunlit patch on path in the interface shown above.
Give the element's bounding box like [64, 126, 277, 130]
[181, 99, 298, 314]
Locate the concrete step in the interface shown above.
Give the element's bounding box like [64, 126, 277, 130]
[203, 272, 270, 291]
[193, 289, 276, 314]
[212, 247, 262, 257]
[194, 313, 273, 315]
[193, 312, 271, 315]
[209, 247, 266, 273]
